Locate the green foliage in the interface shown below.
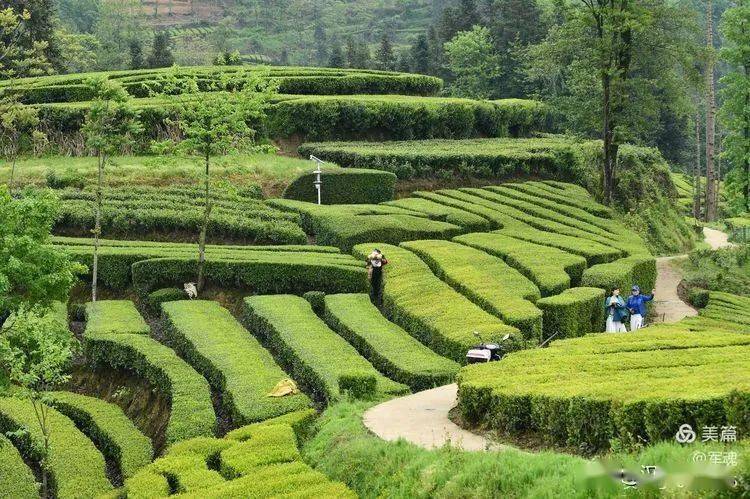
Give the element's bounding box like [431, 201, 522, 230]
[0, 7, 52, 79]
[458, 318, 750, 451]
[0, 433, 37, 498]
[85, 299, 150, 335]
[0, 186, 84, 314]
[323, 293, 459, 390]
[47, 391, 153, 479]
[0, 93, 42, 190]
[682, 246, 750, 297]
[83, 300, 215, 446]
[535, 287, 606, 341]
[147, 287, 186, 313]
[337, 372, 377, 400]
[384, 197, 491, 231]
[241, 294, 408, 402]
[443, 25, 501, 99]
[282, 167, 396, 205]
[0, 397, 112, 498]
[581, 256, 657, 298]
[82, 77, 142, 158]
[351, 243, 519, 363]
[400, 240, 542, 339]
[160, 300, 311, 425]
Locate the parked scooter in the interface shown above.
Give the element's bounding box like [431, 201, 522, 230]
[465, 331, 512, 364]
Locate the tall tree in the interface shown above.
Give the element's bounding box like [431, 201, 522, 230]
[147, 32, 174, 69]
[81, 79, 142, 302]
[411, 33, 431, 74]
[0, 7, 52, 78]
[313, 22, 327, 66]
[328, 38, 344, 68]
[705, 0, 718, 221]
[129, 39, 143, 69]
[444, 25, 501, 99]
[0, 94, 41, 194]
[693, 108, 703, 218]
[375, 32, 395, 70]
[720, 0, 750, 214]
[3, 0, 61, 72]
[177, 73, 277, 292]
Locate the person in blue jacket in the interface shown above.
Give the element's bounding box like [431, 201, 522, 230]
[626, 285, 654, 331]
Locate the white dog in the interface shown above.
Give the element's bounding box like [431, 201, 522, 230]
[184, 282, 198, 299]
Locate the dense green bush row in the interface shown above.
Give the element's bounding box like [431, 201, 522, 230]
[401, 240, 542, 339]
[3, 65, 442, 103]
[122, 416, 353, 498]
[0, 397, 112, 498]
[458, 323, 750, 451]
[160, 300, 311, 425]
[454, 232, 586, 296]
[241, 294, 408, 402]
[282, 167, 396, 205]
[84, 300, 215, 446]
[270, 199, 463, 251]
[581, 255, 657, 295]
[383, 197, 493, 231]
[53, 235, 340, 253]
[506, 181, 611, 217]
[299, 137, 583, 181]
[0, 433, 38, 499]
[351, 244, 519, 362]
[699, 292, 750, 327]
[85, 300, 151, 335]
[535, 287, 605, 341]
[323, 293, 459, 390]
[47, 391, 153, 480]
[58, 240, 366, 292]
[278, 96, 550, 141]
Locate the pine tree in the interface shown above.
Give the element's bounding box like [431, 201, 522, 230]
[147, 32, 174, 69]
[4, 0, 62, 72]
[411, 33, 430, 74]
[129, 39, 143, 69]
[314, 23, 327, 66]
[375, 32, 395, 71]
[279, 48, 289, 65]
[328, 38, 344, 67]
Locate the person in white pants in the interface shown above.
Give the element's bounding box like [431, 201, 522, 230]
[605, 288, 628, 332]
[626, 285, 654, 331]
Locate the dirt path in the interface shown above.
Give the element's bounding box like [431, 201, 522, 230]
[363, 227, 734, 451]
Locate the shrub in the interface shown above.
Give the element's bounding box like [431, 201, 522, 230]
[457, 320, 750, 451]
[302, 290, 325, 315]
[338, 372, 377, 400]
[282, 167, 396, 205]
[535, 287, 606, 341]
[323, 293, 459, 390]
[160, 300, 312, 425]
[383, 197, 492, 231]
[580, 256, 657, 296]
[0, 434, 38, 499]
[148, 287, 186, 313]
[241, 294, 408, 402]
[84, 300, 150, 335]
[351, 243, 519, 363]
[400, 240, 542, 339]
[0, 397, 112, 498]
[45, 168, 85, 189]
[454, 232, 586, 297]
[47, 391, 153, 479]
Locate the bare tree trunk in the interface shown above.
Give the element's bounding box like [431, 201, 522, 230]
[602, 74, 615, 206]
[196, 152, 211, 292]
[9, 155, 16, 195]
[92, 153, 104, 302]
[693, 110, 702, 219]
[705, 0, 717, 221]
[745, 85, 750, 212]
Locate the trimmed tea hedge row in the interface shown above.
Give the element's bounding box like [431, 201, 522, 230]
[160, 300, 311, 425]
[383, 197, 492, 232]
[351, 244, 519, 362]
[59, 240, 366, 292]
[270, 199, 463, 251]
[84, 300, 215, 446]
[299, 137, 583, 181]
[323, 293, 460, 390]
[700, 292, 750, 327]
[47, 391, 153, 479]
[581, 255, 657, 295]
[3, 65, 442, 103]
[242, 294, 409, 402]
[282, 167, 396, 204]
[55, 186, 307, 245]
[0, 397, 112, 498]
[506, 181, 611, 217]
[400, 240, 542, 339]
[278, 96, 551, 140]
[85, 300, 150, 335]
[454, 232, 587, 297]
[0, 434, 37, 499]
[535, 287, 606, 341]
[458, 322, 750, 451]
[123, 418, 354, 498]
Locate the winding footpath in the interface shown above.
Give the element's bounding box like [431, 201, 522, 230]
[363, 227, 735, 451]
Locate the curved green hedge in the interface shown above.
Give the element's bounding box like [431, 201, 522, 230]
[241, 294, 408, 402]
[0, 434, 38, 499]
[351, 244, 519, 362]
[84, 300, 215, 446]
[458, 322, 750, 452]
[276, 96, 550, 140]
[535, 287, 605, 341]
[47, 391, 153, 479]
[323, 293, 459, 390]
[282, 167, 396, 205]
[0, 397, 112, 498]
[383, 197, 492, 232]
[160, 300, 311, 425]
[401, 240, 542, 339]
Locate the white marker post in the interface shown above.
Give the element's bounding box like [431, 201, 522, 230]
[310, 155, 325, 205]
